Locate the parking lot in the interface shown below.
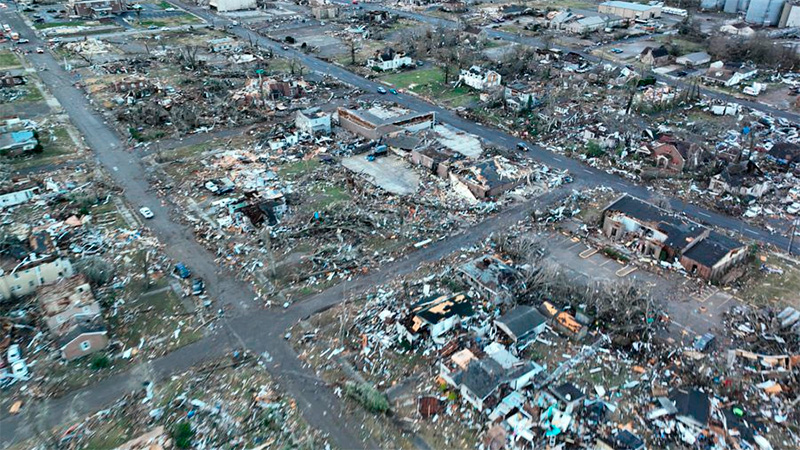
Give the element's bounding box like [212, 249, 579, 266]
[541, 231, 743, 340]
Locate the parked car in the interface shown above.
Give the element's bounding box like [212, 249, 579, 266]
[376, 86, 387, 94]
[204, 181, 219, 193]
[192, 278, 205, 295]
[7, 344, 21, 363]
[175, 263, 191, 279]
[389, 88, 398, 95]
[610, 48, 623, 54]
[139, 207, 154, 219]
[35, 47, 44, 53]
[16, 39, 29, 44]
[693, 333, 716, 352]
[11, 360, 29, 380]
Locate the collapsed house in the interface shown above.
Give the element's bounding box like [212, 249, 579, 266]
[452, 157, 527, 200]
[458, 254, 519, 304]
[708, 160, 771, 198]
[602, 195, 747, 281]
[397, 293, 475, 345]
[38, 275, 109, 360]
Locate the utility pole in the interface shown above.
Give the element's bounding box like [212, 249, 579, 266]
[789, 219, 799, 255]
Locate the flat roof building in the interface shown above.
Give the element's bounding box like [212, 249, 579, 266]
[599, 1, 662, 19]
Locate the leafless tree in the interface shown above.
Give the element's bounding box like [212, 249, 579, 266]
[649, 193, 672, 211]
[345, 37, 361, 66]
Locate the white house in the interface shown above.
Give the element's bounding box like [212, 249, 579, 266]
[367, 48, 413, 71]
[208, 37, 241, 53]
[295, 107, 331, 135]
[0, 255, 74, 300]
[675, 51, 711, 67]
[459, 66, 501, 91]
[0, 187, 37, 209]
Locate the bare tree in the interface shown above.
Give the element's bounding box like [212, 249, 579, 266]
[345, 37, 361, 66]
[649, 193, 672, 211]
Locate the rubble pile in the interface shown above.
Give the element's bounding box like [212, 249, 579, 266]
[36, 355, 326, 450]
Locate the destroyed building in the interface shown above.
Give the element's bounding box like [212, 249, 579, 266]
[38, 275, 109, 360]
[295, 107, 331, 135]
[0, 254, 74, 300]
[337, 107, 435, 140]
[708, 160, 772, 198]
[602, 195, 747, 281]
[458, 66, 502, 91]
[453, 158, 526, 199]
[458, 254, 519, 304]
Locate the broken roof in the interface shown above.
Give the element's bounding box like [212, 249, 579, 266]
[57, 318, 107, 349]
[411, 293, 474, 327]
[682, 231, 743, 267]
[604, 194, 672, 224]
[458, 254, 518, 296]
[641, 46, 669, 59]
[551, 382, 585, 403]
[601, 1, 656, 11]
[669, 388, 710, 427]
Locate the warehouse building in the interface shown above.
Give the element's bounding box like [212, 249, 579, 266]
[598, 1, 662, 19]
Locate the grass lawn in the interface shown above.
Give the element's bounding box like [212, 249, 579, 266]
[33, 21, 94, 30]
[307, 183, 350, 211]
[6, 126, 79, 170]
[108, 279, 202, 351]
[381, 67, 479, 107]
[137, 14, 202, 28]
[738, 252, 800, 308]
[0, 51, 20, 69]
[19, 83, 43, 103]
[277, 158, 320, 179]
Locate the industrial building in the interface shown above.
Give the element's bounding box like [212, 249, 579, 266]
[598, 1, 662, 19]
[720, 0, 786, 26]
[745, 0, 785, 26]
[210, 0, 257, 12]
[779, 1, 800, 27]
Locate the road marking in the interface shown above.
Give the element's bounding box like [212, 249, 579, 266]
[598, 259, 613, 267]
[552, 156, 563, 162]
[616, 265, 637, 277]
[745, 229, 760, 236]
[582, 169, 593, 174]
[697, 211, 711, 218]
[615, 182, 626, 187]
[579, 248, 598, 259]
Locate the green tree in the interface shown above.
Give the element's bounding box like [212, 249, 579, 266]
[172, 422, 194, 449]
